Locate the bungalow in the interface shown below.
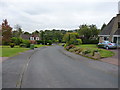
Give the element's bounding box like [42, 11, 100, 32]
[21, 34, 40, 41]
[98, 13, 120, 46]
[21, 34, 40, 44]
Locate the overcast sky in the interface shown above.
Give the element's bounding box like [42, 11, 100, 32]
[0, 0, 119, 32]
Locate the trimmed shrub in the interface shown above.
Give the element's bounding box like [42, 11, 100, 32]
[73, 47, 80, 52]
[9, 43, 15, 48]
[69, 44, 75, 49]
[36, 40, 43, 44]
[82, 39, 99, 44]
[11, 37, 23, 45]
[82, 49, 91, 54]
[20, 43, 26, 47]
[92, 50, 99, 56]
[47, 40, 52, 45]
[74, 39, 82, 45]
[21, 40, 30, 48]
[69, 48, 75, 52]
[65, 44, 75, 50]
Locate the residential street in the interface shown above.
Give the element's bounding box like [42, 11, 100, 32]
[2, 46, 118, 88]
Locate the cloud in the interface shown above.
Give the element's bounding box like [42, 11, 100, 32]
[0, 0, 118, 32]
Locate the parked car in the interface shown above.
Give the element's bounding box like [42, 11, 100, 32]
[98, 41, 117, 49]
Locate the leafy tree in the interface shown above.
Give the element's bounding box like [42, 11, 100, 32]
[101, 23, 107, 31]
[32, 30, 39, 34]
[78, 24, 92, 40]
[14, 24, 23, 38]
[11, 37, 23, 45]
[63, 33, 78, 45]
[89, 24, 100, 39]
[24, 32, 30, 35]
[2, 19, 12, 45]
[78, 24, 99, 39]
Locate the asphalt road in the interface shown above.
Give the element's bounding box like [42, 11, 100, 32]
[2, 46, 118, 88]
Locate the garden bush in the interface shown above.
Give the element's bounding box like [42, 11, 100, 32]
[69, 48, 75, 52]
[74, 39, 82, 45]
[9, 43, 15, 48]
[82, 39, 99, 44]
[2, 41, 10, 45]
[65, 44, 75, 50]
[47, 40, 52, 45]
[73, 47, 80, 52]
[92, 50, 99, 56]
[11, 37, 23, 45]
[82, 49, 91, 54]
[36, 40, 43, 44]
[20, 43, 26, 47]
[21, 40, 30, 48]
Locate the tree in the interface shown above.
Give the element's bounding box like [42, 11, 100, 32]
[78, 24, 99, 40]
[63, 33, 78, 45]
[2, 19, 12, 45]
[24, 32, 30, 35]
[89, 24, 99, 39]
[101, 23, 107, 31]
[32, 30, 39, 35]
[78, 24, 92, 40]
[14, 24, 23, 38]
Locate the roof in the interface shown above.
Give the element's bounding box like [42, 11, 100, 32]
[21, 34, 30, 40]
[21, 34, 40, 40]
[114, 28, 120, 35]
[99, 17, 116, 35]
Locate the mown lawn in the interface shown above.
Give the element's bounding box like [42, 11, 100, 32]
[0, 45, 46, 57]
[0, 46, 29, 57]
[76, 44, 115, 58]
[34, 44, 46, 48]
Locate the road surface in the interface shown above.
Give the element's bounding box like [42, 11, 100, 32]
[2, 46, 118, 88]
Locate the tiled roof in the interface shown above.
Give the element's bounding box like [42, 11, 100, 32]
[21, 34, 30, 40]
[99, 17, 116, 35]
[114, 28, 120, 35]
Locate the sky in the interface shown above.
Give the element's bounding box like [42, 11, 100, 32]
[0, 0, 119, 32]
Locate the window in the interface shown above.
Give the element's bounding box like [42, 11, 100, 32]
[36, 37, 39, 40]
[118, 22, 120, 28]
[104, 37, 109, 40]
[30, 37, 34, 40]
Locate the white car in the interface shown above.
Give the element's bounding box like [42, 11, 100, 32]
[98, 41, 117, 49]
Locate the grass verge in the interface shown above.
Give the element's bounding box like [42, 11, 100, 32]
[76, 44, 114, 58]
[0, 45, 29, 57]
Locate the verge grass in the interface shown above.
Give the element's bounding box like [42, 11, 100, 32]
[0, 45, 29, 57]
[76, 44, 114, 58]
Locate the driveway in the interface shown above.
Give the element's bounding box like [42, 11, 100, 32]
[2, 46, 118, 88]
[100, 49, 119, 65]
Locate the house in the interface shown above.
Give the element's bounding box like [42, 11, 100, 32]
[21, 34, 40, 44]
[98, 13, 120, 46]
[21, 34, 40, 41]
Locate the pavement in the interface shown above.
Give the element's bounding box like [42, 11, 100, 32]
[0, 57, 8, 62]
[2, 46, 118, 88]
[100, 49, 119, 65]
